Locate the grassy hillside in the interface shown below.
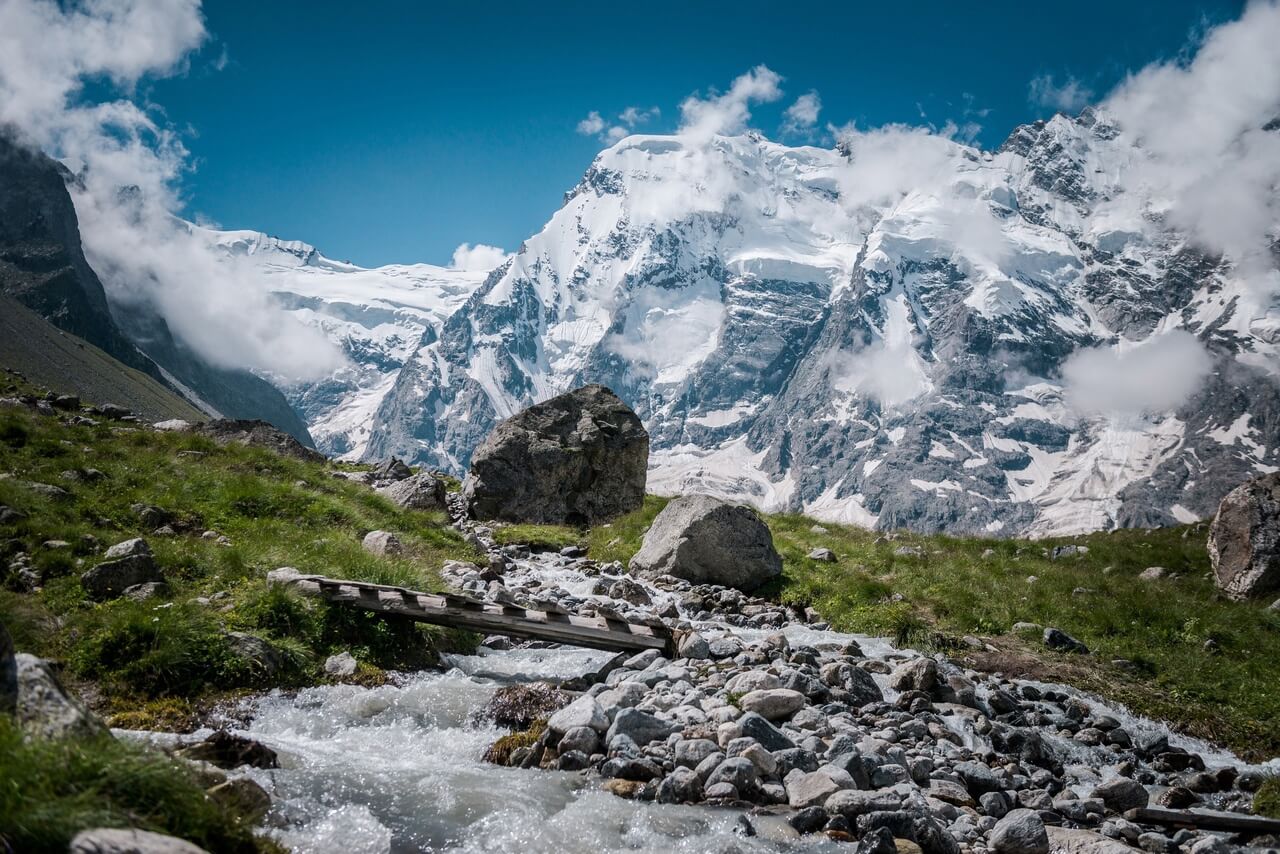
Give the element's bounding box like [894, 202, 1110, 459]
[0, 295, 204, 423]
[521, 495, 1280, 760]
[0, 376, 479, 723]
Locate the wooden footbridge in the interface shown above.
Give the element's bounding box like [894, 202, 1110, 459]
[268, 569, 676, 656]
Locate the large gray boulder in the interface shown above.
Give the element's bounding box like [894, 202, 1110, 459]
[14, 653, 108, 739]
[1207, 472, 1280, 600]
[629, 494, 782, 591]
[463, 384, 648, 525]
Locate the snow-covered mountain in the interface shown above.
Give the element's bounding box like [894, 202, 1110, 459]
[342, 109, 1279, 536]
[193, 226, 487, 458]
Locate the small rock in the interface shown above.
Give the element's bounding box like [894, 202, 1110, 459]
[740, 687, 805, 721]
[807, 547, 838, 562]
[324, 651, 358, 677]
[1043, 627, 1089, 654]
[70, 828, 209, 854]
[1138, 567, 1166, 582]
[1091, 778, 1149, 813]
[362, 530, 403, 556]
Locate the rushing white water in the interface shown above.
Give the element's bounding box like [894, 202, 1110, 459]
[235, 661, 844, 853]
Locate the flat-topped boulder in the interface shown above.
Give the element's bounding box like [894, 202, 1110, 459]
[628, 494, 782, 592]
[1208, 471, 1280, 600]
[463, 384, 648, 525]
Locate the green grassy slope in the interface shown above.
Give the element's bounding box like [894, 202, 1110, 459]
[0, 376, 480, 723]
[511, 495, 1280, 760]
[0, 295, 204, 423]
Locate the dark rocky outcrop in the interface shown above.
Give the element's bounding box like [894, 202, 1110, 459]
[463, 384, 648, 525]
[629, 494, 783, 591]
[1207, 471, 1280, 600]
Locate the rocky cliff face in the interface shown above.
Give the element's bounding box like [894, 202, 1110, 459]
[347, 111, 1279, 536]
[0, 134, 319, 446]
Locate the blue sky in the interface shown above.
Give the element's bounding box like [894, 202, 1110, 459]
[145, 0, 1244, 267]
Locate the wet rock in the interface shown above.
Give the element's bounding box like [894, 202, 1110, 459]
[81, 538, 163, 600]
[69, 828, 209, 853]
[558, 749, 592, 771]
[463, 384, 648, 525]
[990, 809, 1049, 854]
[855, 826, 898, 854]
[361, 530, 403, 556]
[1208, 472, 1280, 599]
[1091, 778, 1149, 813]
[600, 756, 663, 781]
[378, 472, 448, 510]
[178, 730, 279, 769]
[629, 494, 782, 592]
[14, 653, 107, 739]
[889, 658, 937, 693]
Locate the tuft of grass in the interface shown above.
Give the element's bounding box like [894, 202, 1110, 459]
[585, 495, 669, 565]
[493, 523, 583, 552]
[482, 719, 546, 766]
[0, 717, 269, 852]
[1256, 777, 1280, 818]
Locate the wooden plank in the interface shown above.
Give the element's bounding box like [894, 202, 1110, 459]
[1125, 807, 1280, 835]
[277, 574, 673, 655]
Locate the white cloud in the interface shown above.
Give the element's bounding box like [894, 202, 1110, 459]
[0, 0, 344, 381]
[575, 110, 605, 136]
[678, 65, 784, 143]
[1101, 0, 1280, 273]
[449, 242, 511, 272]
[830, 122, 964, 211]
[782, 91, 821, 133]
[1062, 330, 1213, 417]
[578, 104, 659, 145]
[1028, 74, 1094, 113]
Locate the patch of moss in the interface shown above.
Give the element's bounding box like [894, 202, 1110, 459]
[105, 697, 199, 733]
[493, 523, 583, 552]
[483, 719, 547, 766]
[1255, 777, 1280, 818]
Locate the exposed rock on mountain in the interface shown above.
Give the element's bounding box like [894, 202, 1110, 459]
[1208, 472, 1280, 600]
[0, 134, 316, 445]
[355, 115, 1280, 535]
[629, 494, 782, 591]
[463, 384, 648, 525]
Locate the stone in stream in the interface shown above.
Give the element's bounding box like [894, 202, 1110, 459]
[324, 651, 358, 677]
[705, 757, 759, 794]
[462, 384, 648, 526]
[628, 494, 783, 592]
[655, 766, 704, 804]
[482, 682, 570, 730]
[1207, 471, 1280, 599]
[989, 809, 1050, 854]
[178, 730, 279, 769]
